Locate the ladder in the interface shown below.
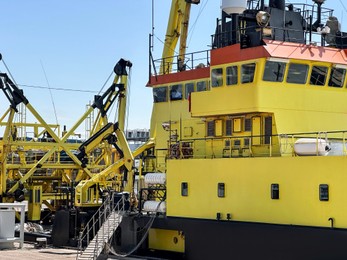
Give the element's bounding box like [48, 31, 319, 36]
[77, 193, 125, 260]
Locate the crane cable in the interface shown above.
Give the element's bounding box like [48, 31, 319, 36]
[187, 0, 209, 47]
[125, 68, 132, 131]
[1, 57, 23, 131]
[98, 69, 114, 96]
[153, 0, 209, 61]
[40, 60, 59, 126]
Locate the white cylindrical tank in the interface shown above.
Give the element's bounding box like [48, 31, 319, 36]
[221, 0, 247, 14]
[0, 209, 15, 249]
[144, 173, 166, 185]
[294, 138, 331, 156]
[143, 201, 166, 213]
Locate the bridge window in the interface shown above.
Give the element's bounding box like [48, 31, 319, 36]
[185, 82, 194, 99]
[310, 66, 328, 86]
[170, 84, 183, 100]
[225, 119, 232, 136]
[207, 121, 215, 136]
[226, 66, 238, 85]
[263, 61, 286, 82]
[287, 63, 309, 84]
[242, 63, 256, 83]
[244, 118, 251, 131]
[212, 68, 223, 87]
[153, 86, 167, 103]
[328, 68, 346, 88]
[197, 81, 207, 92]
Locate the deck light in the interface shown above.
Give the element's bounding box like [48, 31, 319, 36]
[256, 11, 270, 27]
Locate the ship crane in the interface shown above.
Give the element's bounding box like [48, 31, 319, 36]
[160, 0, 200, 74]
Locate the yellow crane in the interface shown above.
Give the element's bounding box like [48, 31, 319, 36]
[160, 0, 200, 74]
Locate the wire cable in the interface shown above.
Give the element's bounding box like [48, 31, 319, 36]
[18, 83, 99, 93]
[108, 201, 164, 258]
[187, 0, 209, 48]
[1, 57, 18, 85]
[98, 70, 114, 96]
[40, 60, 59, 125]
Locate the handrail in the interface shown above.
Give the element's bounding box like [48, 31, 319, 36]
[76, 192, 125, 259]
[151, 49, 210, 76]
[167, 130, 347, 159]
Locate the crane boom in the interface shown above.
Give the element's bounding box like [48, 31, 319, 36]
[160, 0, 200, 74]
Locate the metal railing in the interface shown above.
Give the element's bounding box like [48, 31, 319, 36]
[76, 192, 126, 259]
[165, 130, 347, 159]
[151, 49, 210, 76]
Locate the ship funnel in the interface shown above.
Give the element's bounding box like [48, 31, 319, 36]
[221, 0, 247, 14]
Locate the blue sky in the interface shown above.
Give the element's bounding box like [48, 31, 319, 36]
[0, 0, 345, 136]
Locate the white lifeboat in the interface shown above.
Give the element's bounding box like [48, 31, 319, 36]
[294, 138, 331, 156]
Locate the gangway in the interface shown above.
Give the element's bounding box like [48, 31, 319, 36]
[77, 193, 125, 260]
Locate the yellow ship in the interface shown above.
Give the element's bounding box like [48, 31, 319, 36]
[119, 0, 347, 259]
[2, 0, 347, 259]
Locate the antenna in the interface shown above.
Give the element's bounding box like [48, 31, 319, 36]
[151, 0, 155, 51]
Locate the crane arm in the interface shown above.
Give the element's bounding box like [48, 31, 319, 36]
[160, 0, 200, 74]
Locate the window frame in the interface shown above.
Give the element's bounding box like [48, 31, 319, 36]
[197, 80, 208, 92]
[286, 63, 309, 84]
[263, 61, 286, 82]
[153, 86, 168, 103]
[169, 84, 183, 101]
[310, 65, 328, 86]
[241, 63, 256, 84]
[211, 68, 224, 87]
[226, 65, 238, 86]
[328, 67, 346, 88]
[185, 82, 195, 99]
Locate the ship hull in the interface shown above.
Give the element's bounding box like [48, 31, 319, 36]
[120, 215, 347, 260]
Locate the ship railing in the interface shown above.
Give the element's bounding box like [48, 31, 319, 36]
[293, 3, 333, 26]
[168, 130, 347, 159]
[243, 2, 334, 28]
[212, 1, 337, 49]
[76, 192, 126, 259]
[4, 148, 100, 166]
[151, 49, 210, 76]
[212, 23, 339, 49]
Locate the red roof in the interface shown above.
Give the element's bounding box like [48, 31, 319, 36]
[211, 40, 347, 65]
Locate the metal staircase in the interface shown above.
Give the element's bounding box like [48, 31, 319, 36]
[77, 192, 125, 260]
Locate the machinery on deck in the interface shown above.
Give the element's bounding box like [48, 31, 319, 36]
[0, 56, 146, 245]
